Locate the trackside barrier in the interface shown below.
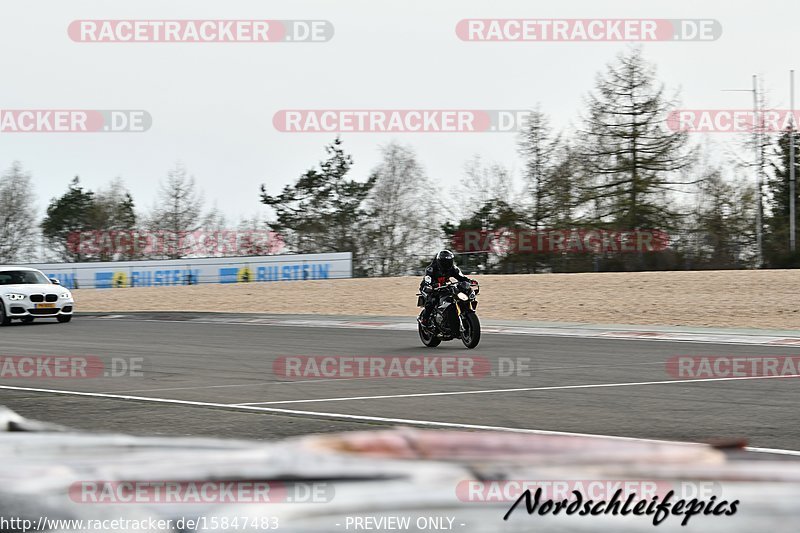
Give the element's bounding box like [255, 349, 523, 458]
[23, 252, 352, 289]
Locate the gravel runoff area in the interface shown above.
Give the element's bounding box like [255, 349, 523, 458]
[71, 269, 800, 330]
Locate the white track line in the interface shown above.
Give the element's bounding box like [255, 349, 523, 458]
[235, 373, 800, 406]
[1, 383, 798, 457]
[744, 446, 800, 457]
[0, 383, 681, 443]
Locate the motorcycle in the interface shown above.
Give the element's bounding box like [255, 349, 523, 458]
[417, 278, 481, 349]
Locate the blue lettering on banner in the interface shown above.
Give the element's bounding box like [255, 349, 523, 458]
[97, 265, 332, 287]
[256, 266, 280, 281]
[219, 264, 337, 284]
[95, 272, 114, 289]
[275, 262, 331, 280]
[251, 264, 330, 282]
[219, 267, 238, 284]
[124, 269, 200, 287]
[29, 254, 347, 289]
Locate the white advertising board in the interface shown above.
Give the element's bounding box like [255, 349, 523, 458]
[24, 252, 353, 289]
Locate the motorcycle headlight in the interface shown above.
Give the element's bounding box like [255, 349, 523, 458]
[457, 292, 469, 301]
[6, 293, 25, 301]
[60, 292, 72, 299]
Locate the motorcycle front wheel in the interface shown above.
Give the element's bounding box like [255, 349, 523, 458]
[418, 323, 441, 347]
[460, 313, 481, 349]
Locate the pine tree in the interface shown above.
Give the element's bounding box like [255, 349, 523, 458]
[260, 138, 375, 270]
[578, 48, 695, 231]
[518, 109, 562, 230]
[41, 177, 96, 261]
[764, 129, 800, 266]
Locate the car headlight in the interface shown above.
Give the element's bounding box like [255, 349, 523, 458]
[457, 292, 469, 301]
[6, 294, 25, 301]
[60, 292, 72, 299]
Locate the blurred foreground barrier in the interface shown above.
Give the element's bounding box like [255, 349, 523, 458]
[1, 408, 799, 532]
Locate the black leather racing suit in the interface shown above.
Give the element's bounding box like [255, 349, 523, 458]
[419, 261, 472, 326]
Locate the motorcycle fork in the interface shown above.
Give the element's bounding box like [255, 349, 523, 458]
[455, 302, 467, 335]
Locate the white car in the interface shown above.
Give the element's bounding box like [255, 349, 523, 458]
[0, 267, 75, 325]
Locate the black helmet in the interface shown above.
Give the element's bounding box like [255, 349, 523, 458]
[436, 250, 455, 271]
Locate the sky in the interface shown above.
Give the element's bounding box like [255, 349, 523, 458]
[0, 0, 797, 223]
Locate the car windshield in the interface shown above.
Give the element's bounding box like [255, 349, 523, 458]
[0, 270, 50, 285]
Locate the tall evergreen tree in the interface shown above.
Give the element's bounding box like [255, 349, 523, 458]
[578, 47, 695, 231]
[518, 109, 562, 230]
[41, 177, 96, 261]
[442, 199, 525, 274]
[260, 138, 375, 269]
[764, 129, 800, 267]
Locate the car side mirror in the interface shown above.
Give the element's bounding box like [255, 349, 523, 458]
[49, 278, 61, 285]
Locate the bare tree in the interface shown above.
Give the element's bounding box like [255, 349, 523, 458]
[460, 155, 514, 217]
[686, 168, 757, 268]
[93, 178, 136, 231]
[91, 178, 138, 260]
[0, 162, 37, 263]
[362, 142, 441, 275]
[196, 205, 228, 257]
[236, 214, 283, 256]
[148, 163, 208, 259]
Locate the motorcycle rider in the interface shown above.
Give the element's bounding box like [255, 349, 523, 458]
[418, 250, 474, 328]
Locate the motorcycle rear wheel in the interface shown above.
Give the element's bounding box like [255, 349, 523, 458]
[418, 323, 441, 347]
[460, 313, 481, 349]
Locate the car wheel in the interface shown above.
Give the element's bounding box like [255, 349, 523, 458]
[57, 315, 72, 323]
[0, 302, 11, 326]
[20, 316, 34, 324]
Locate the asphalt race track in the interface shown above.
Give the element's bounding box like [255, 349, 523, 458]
[1, 313, 799, 454]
